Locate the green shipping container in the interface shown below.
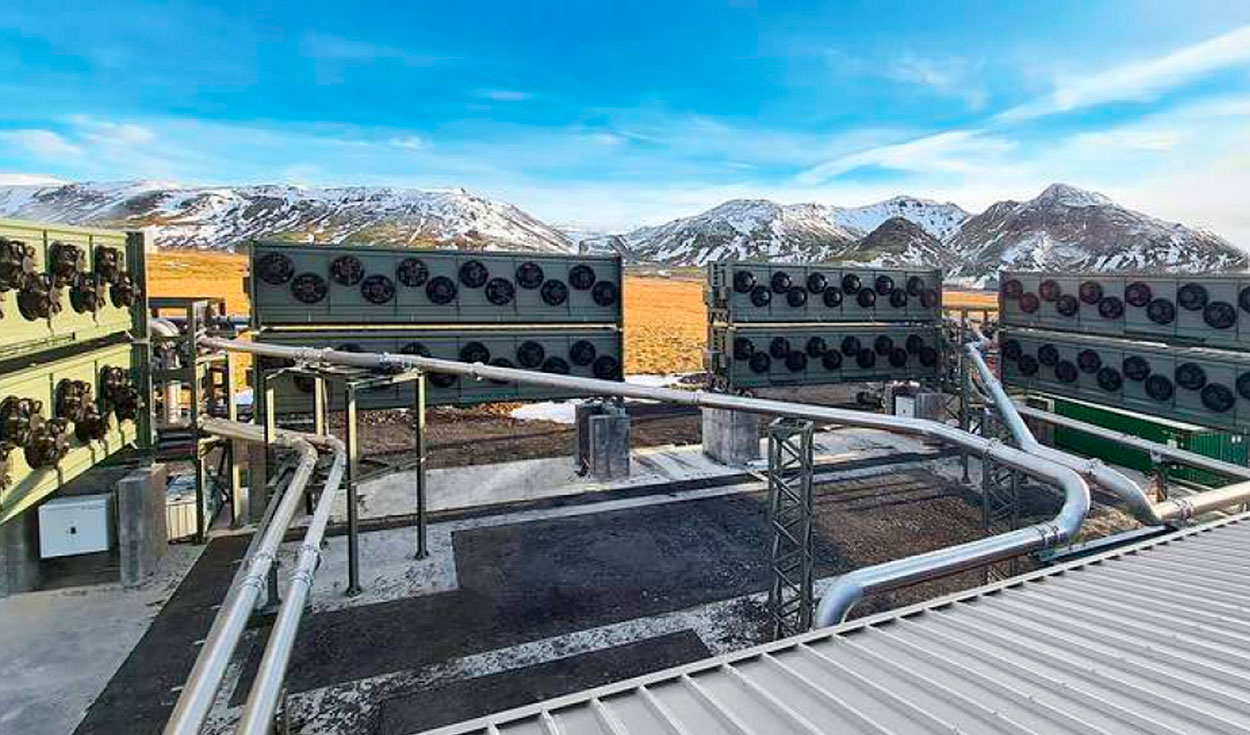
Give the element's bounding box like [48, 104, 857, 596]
[1049, 396, 1249, 487]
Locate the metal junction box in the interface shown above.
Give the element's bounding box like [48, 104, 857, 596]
[38, 493, 112, 558]
[707, 323, 941, 392]
[0, 218, 144, 360]
[999, 270, 1250, 350]
[0, 340, 140, 524]
[705, 263, 942, 324]
[257, 326, 625, 411]
[1000, 327, 1250, 432]
[249, 241, 623, 327]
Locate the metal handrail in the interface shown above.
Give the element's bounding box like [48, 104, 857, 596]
[966, 341, 1250, 522]
[200, 337, 1092, 629]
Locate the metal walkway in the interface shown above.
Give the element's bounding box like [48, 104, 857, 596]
[421, 512, 1250, 735]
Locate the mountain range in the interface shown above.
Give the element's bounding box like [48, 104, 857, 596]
[0, 180, 1242, 285]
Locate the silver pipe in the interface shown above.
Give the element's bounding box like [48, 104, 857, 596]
[150, 318, 183, 424]
[966, 342, 1250, 524]
[162, 422, 319, 735]
[201, 337, 1091, 628]
[237, 432, 347, 735]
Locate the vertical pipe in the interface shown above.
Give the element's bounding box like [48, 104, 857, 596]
[345, 383, 362, 596]
[414, 372, 428, 559]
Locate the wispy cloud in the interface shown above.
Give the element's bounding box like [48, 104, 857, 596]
[476, 89, 533, 102]
[388, 136, 427, 150]
[71, 116, 156, 145]
[299, 31, 441, 67]
[998, 25, 1250, 122]
[885, 55, 988, 110]
[0, 129, 81, 158]
[796, 129, 1015, 185]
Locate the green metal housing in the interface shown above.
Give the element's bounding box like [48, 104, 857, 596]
[249, 241, 624, 327]
[1045, 396, 1248, 487]
[0, 340, 139, 524]
[256, 326, 625, 411]
[705, 262, 942, 324]
[1001, 327, 1250, 432]
[0, 218, 143, 360]
[999, 269, 1250, 350]
[707, 323, 941, 392]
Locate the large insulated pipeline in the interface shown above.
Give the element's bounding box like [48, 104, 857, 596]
[200, 337, 1090, 628]
[162, 420, 342, 735]
[236, 428, 346, 735]
[965, 342, 1250, 523]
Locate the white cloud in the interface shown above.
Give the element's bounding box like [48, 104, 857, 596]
[71, 116, 156, 145]
[388, 136, 427, 150]
[0, 172, 65, 186]
[796, 129, 1015, 185]
[0, 129, 81, 158]
[299, 32, 440, 67]
[886, 55, 988, 110]
[476, 89, 533, 102]
[999, 25, 1250, 122]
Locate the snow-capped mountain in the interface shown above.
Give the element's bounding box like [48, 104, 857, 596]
[621, 199, 859, 265]
[839, 216, 954, 268]
[830, 196, 968, 241]
[0, 181, 573, 253]
[947, 183, 1245, 285]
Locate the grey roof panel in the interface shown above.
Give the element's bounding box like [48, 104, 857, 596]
[422, 513, 1250, 735]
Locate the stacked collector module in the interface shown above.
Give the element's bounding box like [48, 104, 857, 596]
[249, 242, 625, 410]
[999, 271, 1250, 432]
[0, 219, 147, 525]
[704, 262, 943, 393]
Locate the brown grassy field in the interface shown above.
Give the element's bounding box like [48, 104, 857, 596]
[147, 252, 994, 375]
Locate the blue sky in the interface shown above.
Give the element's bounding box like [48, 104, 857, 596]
[2, 1, 1250, 242]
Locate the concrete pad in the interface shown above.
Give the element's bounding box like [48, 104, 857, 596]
[0, 544, 202, 735]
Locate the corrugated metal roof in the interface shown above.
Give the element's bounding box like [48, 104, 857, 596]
[420, 512, 1250, 735]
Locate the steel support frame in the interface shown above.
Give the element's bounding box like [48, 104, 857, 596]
[766, 417, 816, 639]
[979, 407, 1022, 582]
[261, 364, 429, 598]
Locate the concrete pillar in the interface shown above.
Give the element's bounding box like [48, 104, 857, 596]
[702, 407, 761, 467]
[576, 401, 631, 480]
[118, 464, 169, 588]
[0, 511, 41, 597]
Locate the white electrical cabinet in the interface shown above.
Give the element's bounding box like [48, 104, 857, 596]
[38, 494, 113, 558]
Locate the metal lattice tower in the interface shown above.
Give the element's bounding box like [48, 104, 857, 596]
[766, 417, 816, 640]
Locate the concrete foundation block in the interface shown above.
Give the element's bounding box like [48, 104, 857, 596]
[702, 408, 761, 467]
[118, 464, 169, 588]
[0, 511, 41, 597]
[576, 401, 631, 480]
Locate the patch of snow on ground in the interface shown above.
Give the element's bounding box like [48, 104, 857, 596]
[509, 374, 692, 423]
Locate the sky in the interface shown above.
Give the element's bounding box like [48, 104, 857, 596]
[1, 1, 1250, 243]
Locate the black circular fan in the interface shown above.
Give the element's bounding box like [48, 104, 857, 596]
[1077, 349, 1101, 373]
[874, 335, 893, 355]
[1097, 367, 1123, 392]
[1145, 374, 1174, 402]
[888, 289, 908, 308]
[1238, 373, 1250, 400]
[592, 281, 619, 306]
[400, 342, 431, 356]
[397, 258, 428, 287]
[856, 289, 876, 308]
[919, 346, 939, 367]
[1177, 283, 1208, 311]
[485, 277, 515, 305]
[769, 337, 791, 359]
[1055, 361, 1078, 384]
[329, 255, 364, 286]
[874, 275, 894, 295]
[1056, 294, 1079, 317]
[459, 260, 489, 288]
[516, 262, 545, 289]
[770, 271, 792, 294]
[256, 252, 295, 285]
[906, 276, 925, 296]
[1019, 293, 1040, 313]
[1202, 384, 1235, 412]
[822, 287, 843, 308]
[1038, 344, 1059, 367]
[920, 289, 939, 309]
[786, 287, 807, 308]
[569, 340, 597, 366]
[542, 357, 570, 374]
[1018, 354, 1039, 376]
[1038, 279, 1061, 302]
[749, 352, 771, 374]
[1204, 301, 1236, 329]
[459, 342, 490, 363]
[733, 270, 756, 293]
[750, 285, 772, 307]
[785, 351, 808, 372]
[841, 336, 861, 356]
[540, 279, 569, 306]
[733, 338, 755, 361]
[1001, 279, 1024, 299]
[426, 275, 458, 305]
[806, 273, 827, 293]
[517, 341, 546, 368]
[1001, 339, 1022, 361]
[592, 355, 621, 380]
[1146, 298, 1176, 325]
[888, 348, 908, 368]
[291, 273, 328, 304]
[822, 351, 843, 370]
[905, 334, 925, 354]
[1123, 355, 1151, 381]
[1125, 281, 1152, 308]
[1240, 287, 1250, 314]
[1098, 296, 1124, 320]
[856, 349, 876, 369]
[1078, 280, 1103, 305]
[569, 264, 597, 290]
[360, 274, 395, 304]
[841, 273, 862, 293]
[1175, 362, 1207, 390]
[805, 337, 828, 358]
